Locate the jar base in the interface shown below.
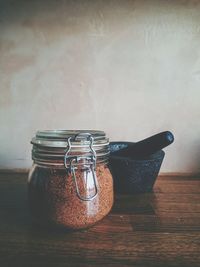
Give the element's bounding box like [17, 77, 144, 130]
[30, 214, 110, 231]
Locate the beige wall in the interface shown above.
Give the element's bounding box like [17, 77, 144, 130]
[0, 0, 200, 173]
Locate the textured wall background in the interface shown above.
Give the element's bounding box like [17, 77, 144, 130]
[0, 0, 200, 172]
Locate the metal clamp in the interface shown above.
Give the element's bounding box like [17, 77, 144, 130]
[64, 133, 98, 201]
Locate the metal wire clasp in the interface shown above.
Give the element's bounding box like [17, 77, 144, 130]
[64, 133, 98, 201]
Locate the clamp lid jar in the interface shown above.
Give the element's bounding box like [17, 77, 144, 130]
[28, 130, 113, 229]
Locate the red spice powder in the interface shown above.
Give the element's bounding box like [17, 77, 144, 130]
[28, 164, 113, 229]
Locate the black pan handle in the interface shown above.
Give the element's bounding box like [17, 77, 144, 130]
[112, 131, 174, 158]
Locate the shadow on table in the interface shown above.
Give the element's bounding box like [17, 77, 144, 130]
[0, 180, 76, 238]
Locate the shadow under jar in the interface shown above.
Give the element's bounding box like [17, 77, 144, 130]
[28, 130, 113, 230]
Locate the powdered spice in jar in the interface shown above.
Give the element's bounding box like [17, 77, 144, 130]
[28, 130, 113, 229]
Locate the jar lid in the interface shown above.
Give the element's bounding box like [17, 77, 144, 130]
[31, 130, 110, 166]
[31, 130, 108, 147]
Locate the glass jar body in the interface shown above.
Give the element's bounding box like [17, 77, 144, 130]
[28, 163, 113, 229]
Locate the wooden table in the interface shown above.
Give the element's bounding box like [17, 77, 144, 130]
[0, 172, 199, 267]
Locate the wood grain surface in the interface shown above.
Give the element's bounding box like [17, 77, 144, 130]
[0, 172, 199, 267]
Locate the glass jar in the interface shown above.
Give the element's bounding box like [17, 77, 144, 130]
[28, 130, 113, 229]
